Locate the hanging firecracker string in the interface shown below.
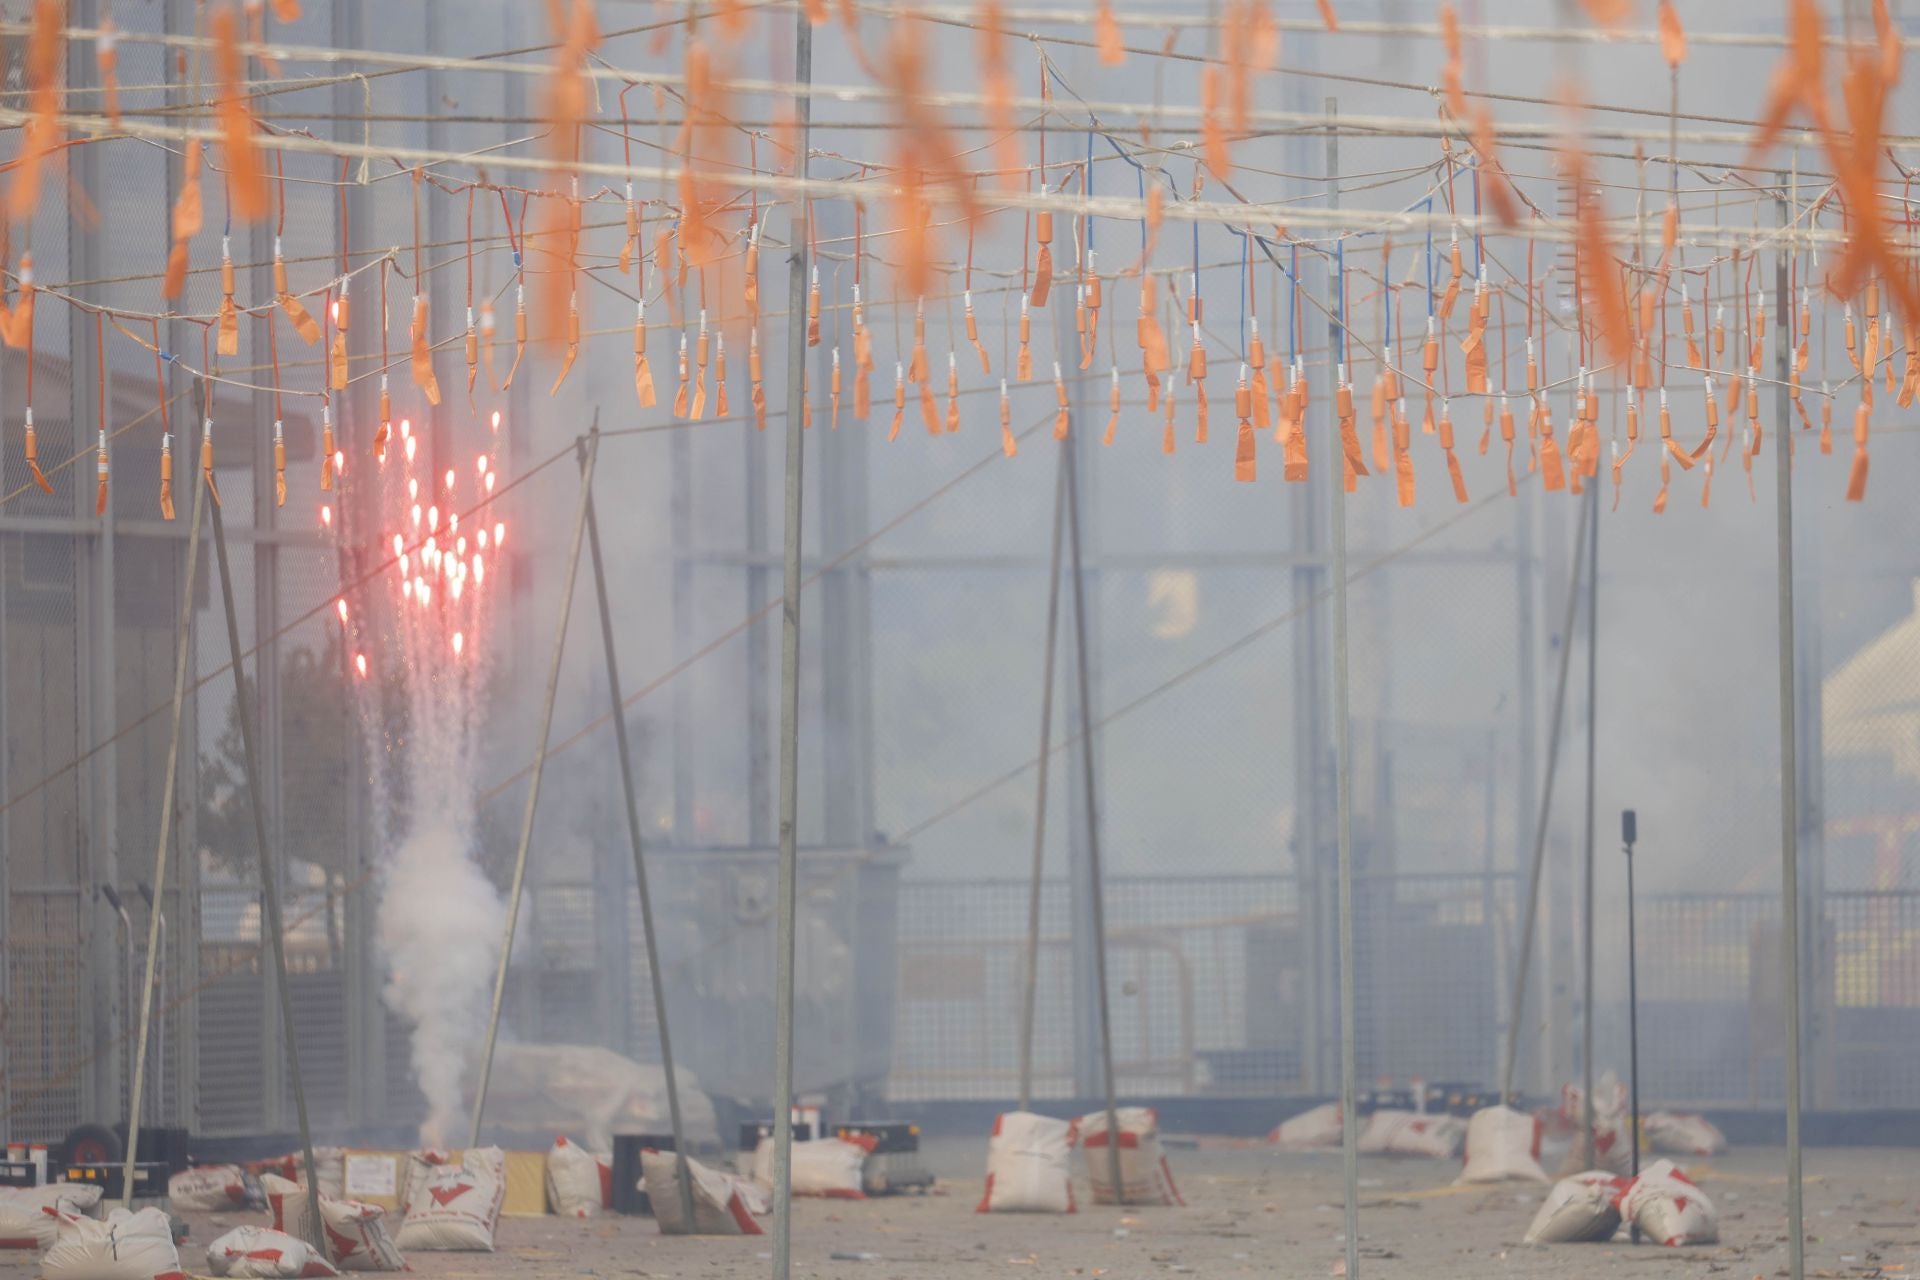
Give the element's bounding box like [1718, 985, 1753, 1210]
[412, 171, 442, 405]
[502, 191, 530, 389]
[374, 259, 392, 461]
[269, 302, 286, 509]
[319, 292, 336, 494]
[273, 154, 319, 345]
[200, 326, 220, 508]
[999, 377, 1016, 456]
[692, 298, 709, 420]
[331, 163, 352, 391]
[151, 318, 175, 521]
[889, 360, 905, 443]
[92, 312, 109, 516]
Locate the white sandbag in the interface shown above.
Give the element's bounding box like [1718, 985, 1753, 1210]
[976, 1112, 1077, 1214]
[397, 1150, 452, 1220]
[544, 1136, 609, 1218]
[260, 1174, 404, 1273]
[253, 1150, 344, 1201]
[1458, 1105, 1548, 1184]
[1523, 1171, 1628, 1244]
[1267, 1102, 1343, 1151]
[393, 1148, 504, 1253]
[1645, 1112, 1728, 1157]
[1618, 1159, 1719, 1247]
[1356, 1110, 1465, 1160]
[42, 1207, 184, 1280]
[206, 1227, 341, 1279]
[0, 1184, 102, 1251]
[1554, 1075, 1634, 1176]
[170, 1164, 251, 1212]
[748, 1136, 875, 1199]
[1079, 1108, 1184, 1207]
[640, 1150, 762, 1236]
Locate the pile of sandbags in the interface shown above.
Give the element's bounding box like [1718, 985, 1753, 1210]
[41, 1207, 182, 1280]
[261, 1174, 404, 1272]
[394, 1148, 506, 1252]
[1458, 1105, 1548, 1184]
[641, 1150, 764, 1236]
[1079, 1108, 1184, 1206]
[0, 1183, 102, 1251]
[976, 1112, 1078, 1214]
[1618, 1159, 1719, 1246]
[1267, 1103, 1342, 1151]
[170, 1164, 253, 1212]
[748, 1134, 876, 1199]
[1523, 1171, 1629, 1244]
[1645, 1112, 1728, 1157]
[544, 1137, 610, 1218]
[206, 1226, 340, 1279]
[1356, 1110, 1466, 1160]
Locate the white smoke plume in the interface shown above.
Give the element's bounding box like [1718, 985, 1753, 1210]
[350, 423, 509, 1148]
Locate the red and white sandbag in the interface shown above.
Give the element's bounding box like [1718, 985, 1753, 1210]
[170, 1164, 251, 1212]
[544, 1136, 610, 1218]
[261, 1174, 404, 1273]
[42, 1207, 184, 1280]
[976, 1112, 1078, 1214]
[1617, 1158, 1718, 1247]
[393, 1148, 504, 1253]
[252, 1150, 344, 1200]
[1356, 1110, 1465, 1160]
[1523, 1171, 1628, 1244]
[1458, 1105, 1549, 1184]
[748, 1135, 876, 1199]
[0, 1183, 102, 1251]
[1079, 1108, 1182, 1207]
[641, 1150, 762, 1236]
[206, 1226, 341, 1279]
[1645, 1112, 1728, 1157]
[1267, 1102, 1343, 1151]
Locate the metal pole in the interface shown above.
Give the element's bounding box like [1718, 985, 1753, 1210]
[1018, 455, 1068, 1114]
[1326, 94, 1360, 1280]
[122, 451, 205, 1207]
[1772, 174, 1806, 1280]
[1580, 454, 1599, 1152]
[771, 10, 813, 1275]
[205, 400, 325, 1252]
[580, 432, 696, 1230]
[469, 425, 600, 1148]
[1499, 484, 1590, 1103]
[1623, 818, 1640, 1183]
[1062, 420, 1123, 1209]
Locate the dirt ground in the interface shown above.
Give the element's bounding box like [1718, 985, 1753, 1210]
[10, 1139, 1916, 1279]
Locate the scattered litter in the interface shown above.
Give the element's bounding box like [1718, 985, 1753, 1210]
[978, 1112, 1077, 1214]
[1081, 1107, 1184, 1207]
[828, 1252, 881, 1262]
[207, 1225, 341, 1278]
